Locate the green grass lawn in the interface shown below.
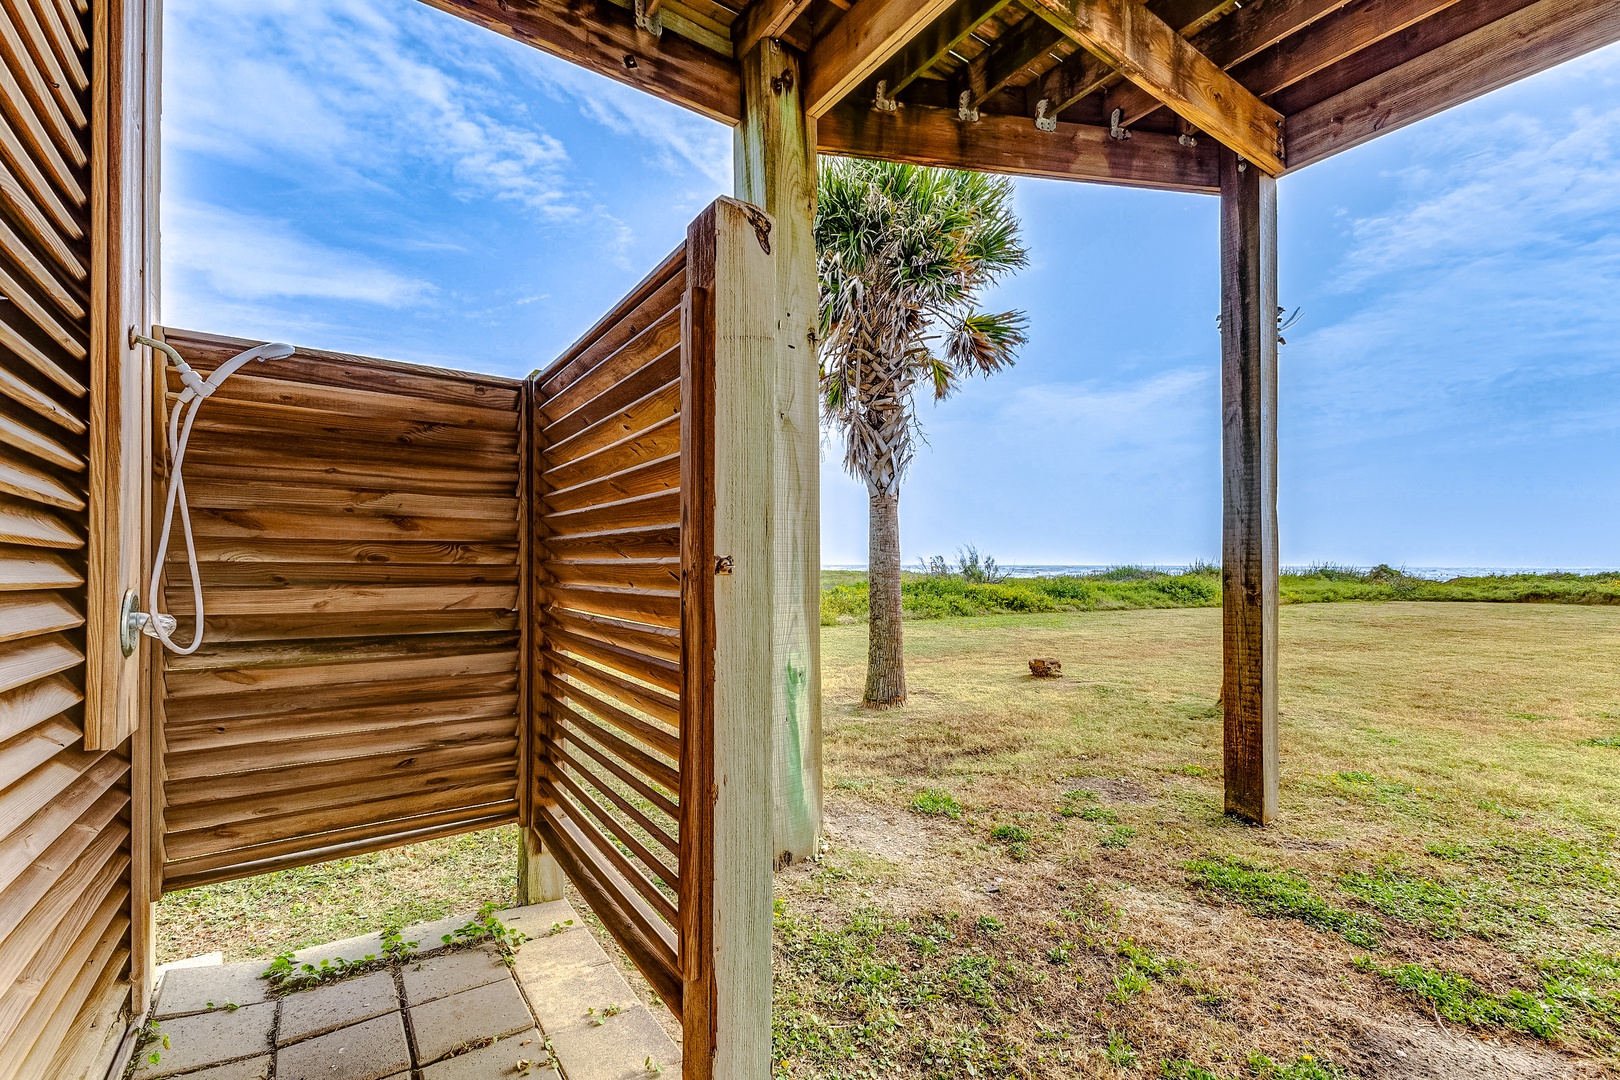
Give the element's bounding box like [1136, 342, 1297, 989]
[776, 603, 1620, 1078]
[158, 601, 1620, 1078]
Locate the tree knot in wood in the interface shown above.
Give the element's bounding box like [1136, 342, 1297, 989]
[741, 205, 773, 253]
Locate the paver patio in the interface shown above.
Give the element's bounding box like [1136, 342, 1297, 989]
[133, 902, 678, 1080]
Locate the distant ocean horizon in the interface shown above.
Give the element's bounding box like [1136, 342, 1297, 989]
[823, 564, 1620, 581]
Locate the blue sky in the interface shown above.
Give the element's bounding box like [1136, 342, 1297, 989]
[163, 0, 1620, 570]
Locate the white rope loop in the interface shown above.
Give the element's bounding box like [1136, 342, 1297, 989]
[136, 337, 295, 655]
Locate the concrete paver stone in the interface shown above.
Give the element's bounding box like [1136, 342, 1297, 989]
[153, 961, 272, 1019]
[293, 914, 467, 968]
[150, 1056, 271, 1080]
[509, 926, 609, 983]
[543, 1005, 680, 1080]
[409, 977, 536, 1064]
[134, 1001, 276, 1079]
[278, 970, 400, 1046]
[493, 902, 575, 940]
[420, 1027, 558, 1080]
[276, 1011, 411, 1080]
[402, 945, 510, 1005]
[518, 961, 635, 1037]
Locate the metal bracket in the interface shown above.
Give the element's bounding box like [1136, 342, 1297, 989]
[1034, 99, 1057, 133]
[958, 90, 980, 123]
[1109, 108, 1131, 141]
[119, 588, 141, 657]
[874, 80, 898, 113]
[634, 0, 662, 36]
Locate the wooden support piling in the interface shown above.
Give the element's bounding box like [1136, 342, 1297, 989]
[734, 36, 822, 867]
[1218, 147, 1279, 826]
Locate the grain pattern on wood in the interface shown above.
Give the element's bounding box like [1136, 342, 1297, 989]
[153, 335, 524, 887]
[1283, 0, 1620, 171]
[0, 0, 143, 1057]
[819, 101, 1219, 193]
[1105, 0, 1363, 127]
[806, 0, 959, 117]
[1219, 148, 1279, 826]
[1028, 0, 1285, 173]
[736, 37, 823, 867]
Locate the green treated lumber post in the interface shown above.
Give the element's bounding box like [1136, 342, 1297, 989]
[734, 36, 823, 866]
[1219, 147, 1280, 825]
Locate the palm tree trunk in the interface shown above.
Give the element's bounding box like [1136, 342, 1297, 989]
[865, 491, 906, 706]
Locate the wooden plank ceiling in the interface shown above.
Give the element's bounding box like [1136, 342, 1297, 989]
[423, 0, 1620, 192]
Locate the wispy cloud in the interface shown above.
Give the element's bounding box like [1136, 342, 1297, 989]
[166, 0, 578, 215]
[165, 200, 432, 306]
[1289, 49, 1620, 452]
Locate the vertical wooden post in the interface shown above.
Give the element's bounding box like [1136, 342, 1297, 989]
[89, 0, 162, 1012]
[516, 828, 566, 905]
[733, 37, 822, 866]
[681, 199, 776, 1080]
[1219, 149, 1280, 825]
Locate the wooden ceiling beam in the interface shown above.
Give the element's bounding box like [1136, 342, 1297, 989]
[1027, 0, 1285, 172]
[818, 100, 1219, 193]
[806, 0, 960, 118]
[734, 0, 814, 58]
[1285, 0, 1620, 170]
[1105, 0, 1362, 127]
[418, 0, 741, 123]
[1266, 0, 1527, 115]
[961, 11, 1066, 110]
[1030, 0, 1231, 119]
[873, 0, 1014, 100]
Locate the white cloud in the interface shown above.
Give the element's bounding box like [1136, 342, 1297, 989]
[165, 0, 575, 216]
[164, 200, 431, 305]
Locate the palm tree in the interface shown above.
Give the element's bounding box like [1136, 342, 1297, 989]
[816, 160, 1029, 707]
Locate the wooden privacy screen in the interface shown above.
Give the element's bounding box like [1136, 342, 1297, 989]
[145, 199, 774, 1077]
[528, 240, 690, 1006]
[530, 197, 775, 1077]
[0, 0, 143, 1076]
[152, 330, 525, 890]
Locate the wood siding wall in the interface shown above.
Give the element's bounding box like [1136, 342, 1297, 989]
[0, 0, 138, 1075]
[530, 246, 690, 1010]
[153, 329, 524, 892]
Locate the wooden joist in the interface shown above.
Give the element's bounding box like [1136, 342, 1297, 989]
[1028, 0, 1285, 173]
[732, 0, 813, 57]
[416, 0, 742, 123]
[1284, 0, 1620, 170]
[1104, 0, 1360, 126]
[819, 101, 1220, 193]
[873, 0, 1013, 100]
[806, 0, 959, 117]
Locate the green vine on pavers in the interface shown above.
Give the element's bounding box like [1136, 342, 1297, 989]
[440, 902, 529, 964]
[260, 904, 526, 994]
[122, 1020, 169, 1079]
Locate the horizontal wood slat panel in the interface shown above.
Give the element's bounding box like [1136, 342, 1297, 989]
[156, 335, 525, 888]
[0, 8, 132, 1066]
[541, 415, 681, 493]
[531, 230, 701, 1033]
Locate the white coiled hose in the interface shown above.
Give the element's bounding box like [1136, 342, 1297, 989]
[134, 335, 295, 654]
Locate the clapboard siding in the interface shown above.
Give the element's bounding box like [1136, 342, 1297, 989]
[0, 0, 136, 1073]
[154, 329, 524, 891]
